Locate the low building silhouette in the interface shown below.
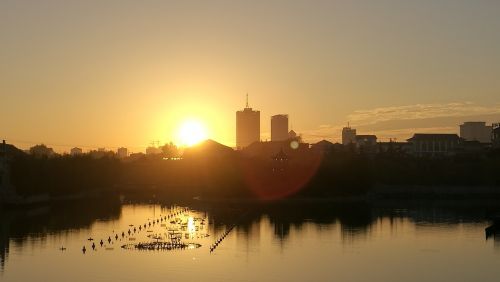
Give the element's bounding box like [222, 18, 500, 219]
[146, 146, 162, 155]
[89, 148, 114, 159]
[355, 135, 377, 154]
[356, 135, 377, 146]
[29, 144, 55, 158]
[70, 147, 82, 156]
[493, 123, 500, 149]
[377, 141, 411, 155]
[310, 140, 335, 154]
[460, 121, 492, 143]
[455, 140, 490, 157]
[242, 139, 310, 164]
[128, 152, 145, 162]
[407, 133, 460, 157]
[117, 147, 128, 158]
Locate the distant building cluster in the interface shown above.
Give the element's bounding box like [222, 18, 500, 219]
[235, 97, 500, 159]
[236, 95, 301, 149]
[10, 99, 500, 163]
[340, 121, 500, 158]
[19, 139, 185, 163]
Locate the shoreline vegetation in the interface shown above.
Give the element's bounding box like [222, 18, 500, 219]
[2, 139, 500, 205]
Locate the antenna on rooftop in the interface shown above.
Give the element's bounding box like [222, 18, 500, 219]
[246, 93, 249, 108]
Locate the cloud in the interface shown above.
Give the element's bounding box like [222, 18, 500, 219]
[346, 102, 500, 126]
[301, 102, 500, 143]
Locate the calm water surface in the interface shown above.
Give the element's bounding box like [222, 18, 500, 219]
[1, 198, 500, 282]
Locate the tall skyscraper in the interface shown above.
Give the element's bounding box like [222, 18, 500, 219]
[271, 114, 289, 141]
[460, 121, 492, 143]
[342, 125, 356, 145]
[236, 95, 260, 149]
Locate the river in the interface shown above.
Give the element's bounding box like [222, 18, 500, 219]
[1, 198, 500, 281]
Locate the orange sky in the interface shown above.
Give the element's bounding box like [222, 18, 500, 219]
[1, 1, 500, 152]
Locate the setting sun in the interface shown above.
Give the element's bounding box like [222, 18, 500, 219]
[177, 119, 208, 146]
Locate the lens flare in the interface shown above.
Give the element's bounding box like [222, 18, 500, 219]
[240, 148, 323, 200]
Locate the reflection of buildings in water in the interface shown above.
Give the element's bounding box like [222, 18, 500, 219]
[340, 225, 371, 244]
[235, 218, 261, 253]
[274, 222, 291, 242]
[207, 201, 500, 247]
[3, 199, 499, 272]
[489, 234, 500, 249]
[337, 211, 373, 244]
[123, 201, 500, 253]
[485, 220, 500, 248]
[232, 204, 373, 246]
[0, 207, 51, 272]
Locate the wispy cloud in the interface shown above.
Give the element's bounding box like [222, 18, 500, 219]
[301, 102, 500, 143]
[347, 102, 500, 126]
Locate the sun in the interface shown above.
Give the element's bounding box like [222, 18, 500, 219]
[177, 119, 208, 146]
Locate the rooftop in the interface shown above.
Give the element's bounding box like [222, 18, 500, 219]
[407, 133, 460, 141]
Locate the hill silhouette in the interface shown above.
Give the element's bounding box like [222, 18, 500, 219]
[182, 139, 235, 159]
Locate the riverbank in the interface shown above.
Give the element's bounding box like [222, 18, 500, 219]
[370, 185, 500, 199]
[0, 189, 117, 209]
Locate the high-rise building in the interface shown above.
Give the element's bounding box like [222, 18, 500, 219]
[342, 126, 356, 145]
[236, 95, 260, 149]
[460, 122, 492, 143]
[271, 114, 289, 141]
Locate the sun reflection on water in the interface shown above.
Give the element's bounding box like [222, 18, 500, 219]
[188, 216, 196, 234]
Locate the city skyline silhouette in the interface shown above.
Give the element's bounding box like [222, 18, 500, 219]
[2, 1, 500, 151]
[2, 1, 500, 282]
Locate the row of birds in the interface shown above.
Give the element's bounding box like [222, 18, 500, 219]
[77, 207, 190, 254]
[209, 224, 236, 253]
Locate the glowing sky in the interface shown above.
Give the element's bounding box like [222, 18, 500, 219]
[1, 0, 500, 152]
